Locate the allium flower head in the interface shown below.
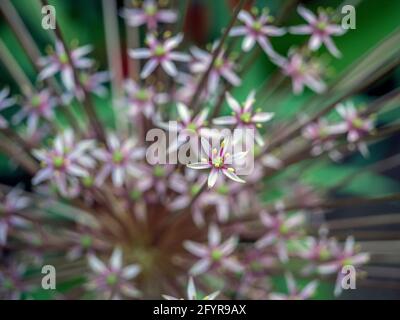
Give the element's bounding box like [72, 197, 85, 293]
[38, 40, 94, 91]
[213, 91, 274, 146]
[163, 277, 220, 300]
[187, 138, 247, 188]
[87, 248, 141, 299]
[129, 33, 190, 78]
[0, 87, 16, 128]
[230, 9, 285, 57]
[290, 6, 346, 57]
[184, 223, 242, 275]
[32, 130, 95, 197]
[121, 0, 177, 30]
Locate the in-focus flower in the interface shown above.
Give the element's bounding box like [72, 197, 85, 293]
[184, 223, 243, 275]
[0, 187, 30, 245]
[290, 6, 346, 58]
[273, 51, 326, 94]
[269, 273, 318, 300]
[38, 40, 93, 91]
[229, 10, 285, 57]
[87, 248, 141, 299]
[317, 236, 370, 296]
[190, 47, 241, 92]
[129, 33, 190, 78]
[0, 87, 16, 128]
[93, 134, 144, 188]
[255, 206, 305, 262]
[120, 0, 177, 30]
[123, 79, 168, 118]
[187, 138, 247, 188]
[163, 277, 220, 300]
[32, 130, 95, 197]
[13, 90, 57, 132]
[213, 91, 274, 146]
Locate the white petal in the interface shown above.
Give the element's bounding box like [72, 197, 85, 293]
[110, 247, 123, 270]
[141, 59, 159, 78]
[222, 169, 245, 184]
[88, 254, 106, 274]
[208, 169, 219, 188]
[208, 223, 221, 246]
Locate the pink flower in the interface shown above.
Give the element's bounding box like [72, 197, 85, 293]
[302, 119, 338, 156]
[92, 134, 144, 188]
[129, 33, 190, 78]
[120, 0, 177, 30]
[187, 138, 247, 188]
[0, 87, 16, 128]
[38, 40, 93, 91]
[290, 6, 346, 58]
[269, 273, 318, 300]
[13, 89, 57, 132]
[87, 248, 141, 299]
[255, 205, 305, 262]
[184, 223, 243, 275]
[190, 47, 241, 92]
[213, 91, 274, 146]
[163, 277, 220, 300]
[229, 10, 285, 57]
[77, 71, 109, 99]
[123, 79, 168, 118]
[273, 51, 326, 95]
[32, 130, 96, 197]
[0, 187, 30, 245]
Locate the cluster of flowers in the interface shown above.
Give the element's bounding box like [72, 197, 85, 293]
[0, 0, 376, 300]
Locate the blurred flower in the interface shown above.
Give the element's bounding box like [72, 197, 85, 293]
[269, 273, 318, 300]
[229, 10, 285, 57]
[87, 248, 141, 299]
[77, 71, 109, 99]
[163, 277, 220, 300]
[38, 40, 93, 91]
[120, 0, 177, 30]
[0, 87, 16, 128]
[184, 223, 243, 275]
[129, 33, 190, 78]
[290, 6, 346, 58]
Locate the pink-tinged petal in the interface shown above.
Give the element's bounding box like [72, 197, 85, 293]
[260, 211, 275, 227]
[277, 241, 289, 262]
[169, 52, 191, 62]
[128, 48, 152, 59]
[162, 295, 179, 300]
[95, 164, 111, 186]
[229, 151, 248, 163]
[208, 223, 221, 246]
[252, 112, 274, 122]
[190, 258, 211, 275]
[262, 26, 286, 36]
[297, 5, 317, 24]
[285, 272, 297, 295]
[112, 167, 124, 187]
[72, 45, 92, 59]
[61, 67, 75, 91]
[323, 37, 342, 58]
[161, 60, 178, 77]
[238, 10, 254, 26]
[194, 108, 209, 126]
[208, 169, 219, 188]
[257, 36, 278, 58]
[157, 10, 178, 23]
[225, 92, 241, 113]
[348, 130, 360, 142]
[88, 254, 106, 274]
[110, 247, 123, 270]
[255, 233, 276, 248]
[67, 164, 88, 177]
[317, 262, 339, 275]
[292, 78, 304, 95]
[285, 213, 305, 229]
[309, 35, 322, 51]
[220, 68, 241, 86]
[229, 26, 247, 37]
[187, 277, 196, 300]
[300, 280, 318, 299]
[348, 253, 370, 266]
[107, 133, 120, 150]
[200, 137, 212, 157]
[304, 75, 326, 93]
[122, 264, 141, 279]
[289, 25, 313, 35]
[184, 240, 209, 257]
[0, 87, 10, 100]
[32, 168, 52, 185]
[222, 169, 245, 184]
[212, 116, 237, 126]
[121, 11, 147, 27]
[38, 64, 59, 81]
[242, 35, 256, 52]
[344, 236, 355, 255]
[187, 162, 211, 170]
[269, 293, 287, 300]
[326, 24, 346, 36]
[165, 33, 183, 51]
[177, 102, 191, 123]
[141, 59, 159, 78]
[219, 236, 238, 256]
[169, 195, 190, 210]
[221, 258, 244, 273]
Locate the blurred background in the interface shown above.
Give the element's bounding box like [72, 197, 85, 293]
[0, 0, 400, 299]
